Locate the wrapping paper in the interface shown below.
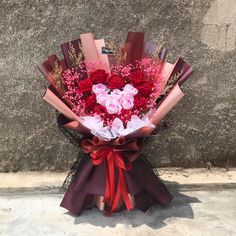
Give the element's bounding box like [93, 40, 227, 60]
[60, 157, 173, 215]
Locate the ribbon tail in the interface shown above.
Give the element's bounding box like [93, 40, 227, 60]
[109, 169, 122, 214]
[108, 152, 115, 204]
[104, 161, 111, 204]
[108, 168, 133, 214]
[121, 170, 133, 211]
[104, 152, 115, 206]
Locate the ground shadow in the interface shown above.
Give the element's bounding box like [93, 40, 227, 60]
[65, 180, 201, 230]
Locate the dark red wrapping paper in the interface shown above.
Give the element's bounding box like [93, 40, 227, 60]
[60, 157, 173, 215]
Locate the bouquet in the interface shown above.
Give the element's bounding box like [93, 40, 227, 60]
[39, 32, 192, 215]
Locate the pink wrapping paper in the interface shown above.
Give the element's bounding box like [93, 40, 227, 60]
[43, 88, 91, 135]
[43, 88, 79, 121]
[150, 83, 185, 125]
[161, 62, 175, 83]
[95, 39, 111, 74]
[80, 33, 100, 62]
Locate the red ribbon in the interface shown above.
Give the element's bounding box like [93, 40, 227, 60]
[81, 137, 142, 214]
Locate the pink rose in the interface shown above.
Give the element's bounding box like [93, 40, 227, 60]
[110, 89, 123, 101]
[96, 93, 109, 106]
[92, 83, 109, 94]
[105, 98, 122, 114]
[122, 95, 134, 110]
[123, 84, 138, 96]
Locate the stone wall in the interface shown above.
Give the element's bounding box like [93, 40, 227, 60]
[0, 0, 235, 171]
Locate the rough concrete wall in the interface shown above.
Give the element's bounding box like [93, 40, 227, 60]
[0, 0, 235, 172]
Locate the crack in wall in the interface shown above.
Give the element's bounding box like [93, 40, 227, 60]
[201, 0, 236, 51]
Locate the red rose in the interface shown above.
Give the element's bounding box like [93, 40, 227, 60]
[90, 69, 109, 84]
[94, 104, 107, 114]
[130, 70, 145, 86]
[136, 81, 154, 97]
[79, 79, 92, 94]
[134, 95, 148, 108]
[107, 74, 125, 89]
[85, 94, 96, 110]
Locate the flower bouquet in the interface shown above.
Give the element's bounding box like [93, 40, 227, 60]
[39, 32, 192, 215]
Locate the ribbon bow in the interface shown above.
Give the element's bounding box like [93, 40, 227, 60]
[81, 136, 142, 215]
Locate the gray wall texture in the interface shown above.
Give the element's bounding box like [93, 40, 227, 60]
[0, 0, 235, 172]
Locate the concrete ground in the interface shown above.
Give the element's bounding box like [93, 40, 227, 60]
[0, 168, 236, 236]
